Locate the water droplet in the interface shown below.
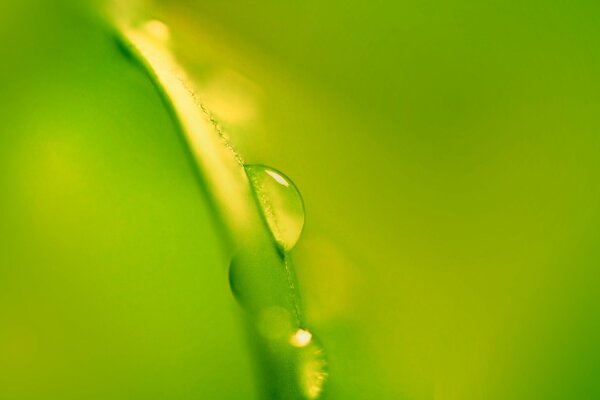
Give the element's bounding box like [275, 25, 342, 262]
[228, 250, 301, 318]
[290, 328, 313, 347]
[142, 19, 171, 43]
[245, 165, 305, 252]
[295, 333, 328, 399]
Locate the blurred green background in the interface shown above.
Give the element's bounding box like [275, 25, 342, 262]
[2, 0, 600, 399]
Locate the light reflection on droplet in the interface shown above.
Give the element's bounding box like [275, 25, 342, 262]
[266, 169, 290, 187]
[290, 328, 313, 348]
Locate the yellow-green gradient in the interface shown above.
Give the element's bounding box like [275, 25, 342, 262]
[2, 0, 600, 399]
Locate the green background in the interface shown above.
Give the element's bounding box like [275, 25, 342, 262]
[1, 0, 600, 398]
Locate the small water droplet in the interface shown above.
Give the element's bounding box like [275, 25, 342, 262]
[142, 19, 171, 43]
[245, 165, 305, 252]
[290, 328, 313, 347]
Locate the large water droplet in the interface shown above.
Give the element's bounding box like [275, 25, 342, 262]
[228, 250, 301, 318]
[245, 165, 305, 252]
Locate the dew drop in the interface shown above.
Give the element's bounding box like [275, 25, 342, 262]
[245, 165, 305, 252]
[142, 19, 171, 43]
[290, 328, 313, 348]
